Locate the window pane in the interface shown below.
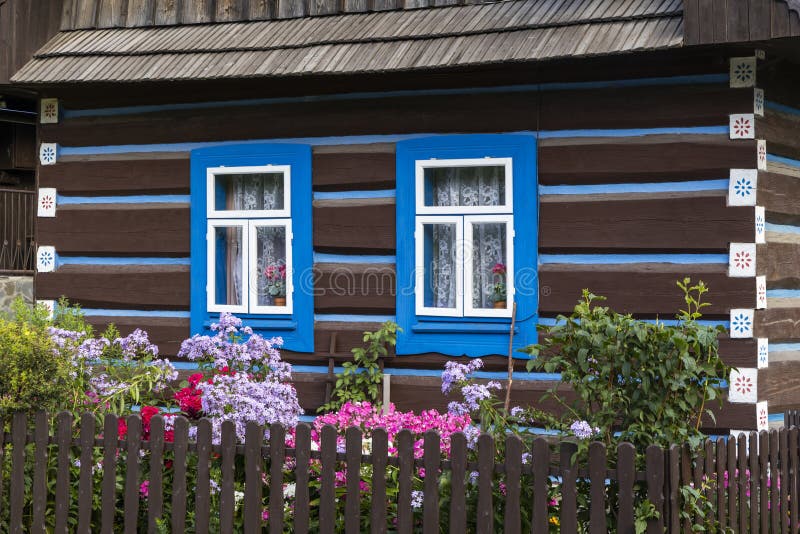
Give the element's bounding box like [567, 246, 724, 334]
[422, 223, 458, 309]
[254, 226, 288, 307]
[424, 165, 505, 208]
[215, 172, 285, 212]
[213, 226, 243, 306]
[471, 222, 507, 309]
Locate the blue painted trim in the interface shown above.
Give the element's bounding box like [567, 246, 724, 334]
[539, 254, 728, 265]
[190, 143, 315, 353]
[767, 154, 800, 169]
[291, 365, 561, 381]
[766, 289, 800, 298]
[62, 74, 728, 119]
[765, 222, 800, 235]
[765, 101, 800, 117]
[313, 189, 395, 200]
[539, 179, 728, 195]
[539, 317, 729, 327]
[313, 253, 395, 264]
[538, 126, 727, 139]
[314, 314, 396, 323]
[58, 256, 190, 265]
[60, 126, 724, 157]
[80, 309, 191, 318]
[58, 194, 190, 204]
[171, 362, 199, 370]
[769, 413, 784, 423]
[770, 343, 800, 352]
[395, 134, 538, 357]
[298, 415, 317, 422]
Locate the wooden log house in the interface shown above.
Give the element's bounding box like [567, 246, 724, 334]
[6, 0, 800, 432]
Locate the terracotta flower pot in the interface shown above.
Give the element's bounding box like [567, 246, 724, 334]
[274, 297, 286, 307]
[493, 300, 506, 309]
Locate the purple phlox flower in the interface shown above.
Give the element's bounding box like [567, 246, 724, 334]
[411, 490, 424, 509]
[447, 402, 470, 416]
[468, 471, 479, 485]
[114, 329, 159, 360]
[77, 337, 110, 362]
[521, 452, 531, 465]
[460, 382, 498, 411]
[510, 406, 524, 417]
[569, 420, 600, 440]
[441, 359, 484, 394]
[463, 425, 480, 449]
[151, 358, 178, 390]
[48, 327, 83, 349]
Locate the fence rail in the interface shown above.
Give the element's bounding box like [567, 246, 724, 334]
[0, 188, 35, 272]
[1, 411, 799, 532]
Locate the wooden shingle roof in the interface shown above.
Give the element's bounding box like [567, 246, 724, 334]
[12, 0, 684, 84]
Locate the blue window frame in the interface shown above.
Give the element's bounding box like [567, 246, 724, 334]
[190, 143, 314, 352]
[396, 134, 538, 357]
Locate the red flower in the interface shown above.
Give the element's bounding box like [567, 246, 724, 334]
[492, 262, 506, 275]
[141, 406, 159, 426]
[187, 373, 204, 386]
[118, 419, 128, 439]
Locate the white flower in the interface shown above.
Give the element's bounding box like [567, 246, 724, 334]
[362, 437, 373, 454]
[284, 483, 296, 500]
[234, 491, 245, 503]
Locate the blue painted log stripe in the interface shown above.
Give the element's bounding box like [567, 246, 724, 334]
[766, 289, 800, 298]
[539, 317, 729, 328]
[62, 74, 729, 119]
[79, 309, 191, 318]
[58, 126, 729, 157]
[770, 343, 800, 352]
[765, 100, 800, 117]
[539, 253, 728, 264]
[58, 256, 190, 266]
[58, 194, 190, 204]
[540, 179, 728, 195]
[313, 253, 395, 264]
[767, 154, 800, 168]
[765, 222, 800, 235]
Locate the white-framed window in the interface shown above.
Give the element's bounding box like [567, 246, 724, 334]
[413, 158, 514, 319]
[206, 165, 293, 314]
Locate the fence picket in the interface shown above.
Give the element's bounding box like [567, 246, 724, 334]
[31, 411, 49, 534]
[589, 441, 607, 534]
[396, 429, 413, 534]
[449, 432, 467, 534]
[791, 427, 799, 532]
[220, 420, 237, 534]
[560, 441, 578, 533]
[346, 426, 362, 534]
[124, 414, 142, 534]
[770, 430, 780, 534]
[532, 437, 551, 533]
[749, 432, 759, 534]
[703, 439, 714, 526]
[101, 414, 118, 534]
[423, 431, 441, 533]
[294, 423, 312, 534]
[646, 445, 664, 534]
[477, 433, 494, 534]
[320, 424, 337, 534]
[737, 433, 748, 533]
[668, 444, 680, 533]
[10, 411, 26, 534]
[371, 427, 388, 534]
[726, 437, 737, 532]
[78, 412, 96, 534]
[760, 431, 769, 533]
[269, 424, 285, 534]
[680, 443, 692, 534]
[172, 416, 189, 534]
[780, 428, 789, 533]
[617, 442, 635, 533]
[54, 411, 73, 534]
[148, 414, 165, 533]
[503, 434, 522, 534]
[195, 418, 213, 534]
[244, 422, 263, 533]
[716, 438, 726, 531]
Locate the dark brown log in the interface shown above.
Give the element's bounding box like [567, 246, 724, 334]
[540, 194, 753, 251]
[314, 263, 395, 314]
[539, 264, 753, 316]
[759, 172, 800, 217]
[755, 308, 800, 341]
[39, 204, 189, 256]
[37, 265, 190, 310]
[758, 242, 800, 286]
[85, 315, 188, 356]
[38, 159, 190, 195]
[760, 362, 800, 411]
[312, 146, 395, 191]
[539, 135, 756, 184]
[757, 109, 800, 160]
[314, 199, 395, 254]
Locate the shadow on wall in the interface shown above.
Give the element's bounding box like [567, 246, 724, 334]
[0, 275, 32, 315]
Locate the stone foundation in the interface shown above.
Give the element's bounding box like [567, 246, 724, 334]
[0, 275, 33, 316]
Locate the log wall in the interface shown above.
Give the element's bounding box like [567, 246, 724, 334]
[34, 52, 777, 429]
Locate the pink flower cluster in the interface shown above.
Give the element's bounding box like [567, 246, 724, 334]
[264, 263, 286, 281]
[304, 401, 473, 458]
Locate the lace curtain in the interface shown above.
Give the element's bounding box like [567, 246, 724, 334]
[225, 174, 285, 306]
[428, 167, 507, 309]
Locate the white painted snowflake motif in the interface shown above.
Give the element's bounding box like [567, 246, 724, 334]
[38, 250, 54, 268]
[732, 313, 752, 334]
[734, 177, 753, 197]
[733, 250, 752, 270]
[755, 90, 764, 113]
[43, 102, 57, 120]
[759, 343, 768, 365]
[733, 117, 753, 137]
[758, 143, 767, 165]
[759, 407, 768, 428]
[758, 284, 766, 304]
[734, 62, 754, 84]
[40, 194, 54, 211]
[40, 145, 56, 165]
[756, 213, 765, 235]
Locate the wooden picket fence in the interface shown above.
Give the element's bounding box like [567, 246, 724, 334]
[1, 411, 800, 533]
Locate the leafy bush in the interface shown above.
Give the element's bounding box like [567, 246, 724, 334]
[523, 279, 728, 451]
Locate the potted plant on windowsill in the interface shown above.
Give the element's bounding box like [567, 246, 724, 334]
[491, 262, 507, 309]
[264, 263, 287, 306]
